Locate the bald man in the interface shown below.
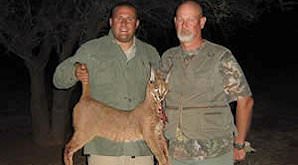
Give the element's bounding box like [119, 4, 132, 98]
[161, 0, 254, 164]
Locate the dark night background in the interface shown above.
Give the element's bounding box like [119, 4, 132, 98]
[0, 0, 298, 164]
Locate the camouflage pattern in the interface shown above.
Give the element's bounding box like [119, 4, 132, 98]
[161, 40, 252, 160]
[169, 127, 233, 160]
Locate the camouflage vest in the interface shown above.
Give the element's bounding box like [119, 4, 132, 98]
[161, 40, 252, 160]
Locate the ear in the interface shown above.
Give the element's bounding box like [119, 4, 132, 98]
[200, 16, 207, 29]
[149, 65, 155, 82]
[136, 19, 140, 29]
[109, 18, 112, 27]
[165, 65, 173, 83]
[174, 17, 178, 28]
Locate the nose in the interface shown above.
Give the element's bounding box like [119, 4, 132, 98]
[182, 20, 189, 28]
[120, 18, 128, 25]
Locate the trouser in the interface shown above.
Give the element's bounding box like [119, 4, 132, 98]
[170, 151, 233, 165]
[87, 154, 154, 165]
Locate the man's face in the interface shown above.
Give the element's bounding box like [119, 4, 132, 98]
[109, 6, 139, 43]
[175, 3, 206, 43]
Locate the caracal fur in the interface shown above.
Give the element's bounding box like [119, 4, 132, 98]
[64, 64, 170, 165]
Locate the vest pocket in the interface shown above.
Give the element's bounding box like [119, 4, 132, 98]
[202, 112, 224, 130]
[181, 108, 230, 139]
[180, 109, 202, 139]
[201, 109, 229, 137]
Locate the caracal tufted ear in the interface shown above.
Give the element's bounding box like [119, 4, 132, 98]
[150, 66, 155, 82]
[165, 65, 173, 83]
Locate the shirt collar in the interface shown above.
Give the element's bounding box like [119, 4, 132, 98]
[181, 40, 206, 58]
[109, 30, 137, 61]
[123, 37, 136, 61]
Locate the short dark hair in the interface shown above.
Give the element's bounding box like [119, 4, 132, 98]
[110, 1, 138, 19]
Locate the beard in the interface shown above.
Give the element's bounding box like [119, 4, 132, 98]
[177, 29, 194, 42]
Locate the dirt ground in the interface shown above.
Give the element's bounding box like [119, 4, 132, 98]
[1, 65, 298, 165]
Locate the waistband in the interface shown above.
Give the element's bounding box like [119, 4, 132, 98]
[88, 155, 153, 159]
[166, 105, 228, 110]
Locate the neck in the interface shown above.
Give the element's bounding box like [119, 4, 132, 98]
[181, 37, 204, 51]
[116, 39, 134, 51]
[120, 42, 133, 51]
[134, 91, 157, 116]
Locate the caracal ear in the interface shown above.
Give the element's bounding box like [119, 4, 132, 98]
[149, 65, 155, 82]
[165, 65, 173, 83]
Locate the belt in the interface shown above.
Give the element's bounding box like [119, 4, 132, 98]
[166, 105, 227, 110]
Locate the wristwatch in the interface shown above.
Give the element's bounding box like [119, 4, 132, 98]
[233, 142, 245, 150]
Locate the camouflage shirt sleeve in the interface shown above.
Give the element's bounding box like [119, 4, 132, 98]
[219, 51, 252, 102]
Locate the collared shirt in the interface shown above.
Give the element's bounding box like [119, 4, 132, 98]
[123, 37, 136, 61]
[112, 37, 137, 62]
[53, 30, 160, 156]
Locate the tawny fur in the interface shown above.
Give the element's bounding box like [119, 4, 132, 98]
[64, 66, 170, 165]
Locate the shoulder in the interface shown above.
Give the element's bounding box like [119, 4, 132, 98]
[136, 38, 158, 53]
[204, 40, 233, 59]
[80, 35, 110, 49]
[136, 38, 160, 61]
[162, 46, 180, 58]
[73, 35, 112, 61]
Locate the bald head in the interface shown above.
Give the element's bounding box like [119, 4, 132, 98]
[174, 0, 206, 49]
[176, 0, 203, 18]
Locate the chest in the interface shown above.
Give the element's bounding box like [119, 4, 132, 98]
[169, 54, 223, 95]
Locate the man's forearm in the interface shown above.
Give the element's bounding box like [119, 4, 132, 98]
[235, 96, 254, 144]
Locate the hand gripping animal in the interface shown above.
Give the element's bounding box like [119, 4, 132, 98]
[64, 63, 171, 165]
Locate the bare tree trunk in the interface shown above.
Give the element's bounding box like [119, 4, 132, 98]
[50, 19, 105, 144]
[50, 24, 81, 144]
[25, 37, 52, 145]
[51, 89, 74, 144]
[27, 64, 50, 145]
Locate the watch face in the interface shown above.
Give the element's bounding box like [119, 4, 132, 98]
[234, 143, 245, 150]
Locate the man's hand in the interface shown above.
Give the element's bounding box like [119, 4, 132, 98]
[75, 63, 89, 84]
[234, 148, 246, 161]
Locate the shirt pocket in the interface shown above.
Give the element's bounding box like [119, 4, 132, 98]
[91, 60, 115, 87]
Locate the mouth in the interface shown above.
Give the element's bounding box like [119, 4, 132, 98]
[120, 28, 129, 33]
[181, 29, 191, 35]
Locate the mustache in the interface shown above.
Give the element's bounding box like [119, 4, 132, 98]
[180, 28, 192, 32]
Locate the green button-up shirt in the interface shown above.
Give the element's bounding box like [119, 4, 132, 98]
[53, 30, 160, 156]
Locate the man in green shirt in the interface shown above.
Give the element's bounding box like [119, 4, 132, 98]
[53, 2, 160, 165]
[161, 0, 254, 165]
